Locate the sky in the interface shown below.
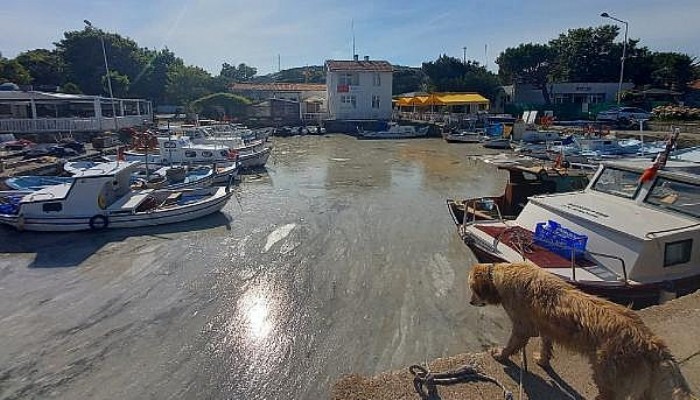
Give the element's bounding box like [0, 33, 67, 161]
[1, 0, 698, 75]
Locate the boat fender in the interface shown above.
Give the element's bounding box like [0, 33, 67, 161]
[89, 214, 109, 230]
[659, 280, 677, 304]
[98, 193, 107, 209]
[17, 215, 25, 231]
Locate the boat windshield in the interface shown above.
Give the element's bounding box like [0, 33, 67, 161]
[645, 177, 700, 218]
[591, 167, 641, 199]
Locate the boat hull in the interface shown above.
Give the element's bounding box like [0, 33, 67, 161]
[0, 188, 233, 232]
[445, 198, 700, 308]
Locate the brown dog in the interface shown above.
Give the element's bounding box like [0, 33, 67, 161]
[468, 262, 695, 400]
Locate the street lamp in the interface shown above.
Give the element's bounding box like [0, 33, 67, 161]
[601, 12, 629, 105]
[84, 19, 118, 130]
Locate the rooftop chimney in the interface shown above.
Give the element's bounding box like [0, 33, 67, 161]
[353, 54, 359, 61]
[364, 56, 369, 61]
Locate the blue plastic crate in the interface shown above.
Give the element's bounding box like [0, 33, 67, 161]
[534, 220, 588, 259]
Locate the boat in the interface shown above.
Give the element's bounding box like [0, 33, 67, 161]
[447, 163, 590, 222]
[448, 130, 700, 307]
[3, 176, 73, 191]
[357, 124, 429, 139]
[126, 135, 270, 170]
[443, 129, 487, 143]
[0, 161, 235, 232]
[482, 137, 512, 149]
[65, 161, 238, 189]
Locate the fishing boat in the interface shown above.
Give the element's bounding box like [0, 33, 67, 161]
[446, 163, 590, 221]
[357, 124, 429, 139]
[450, 129, 700, 307]
[3, 176, 73, 191]
[0, 161, 234, 232]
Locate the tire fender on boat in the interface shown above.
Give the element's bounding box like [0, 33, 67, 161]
[89, 214, 109, 230]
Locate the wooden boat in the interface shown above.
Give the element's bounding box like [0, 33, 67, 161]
[357, 125, 429, 139]
[447, 163, 590, 222]
[0, 161, 234, 232]
[449, 147, 700, 307]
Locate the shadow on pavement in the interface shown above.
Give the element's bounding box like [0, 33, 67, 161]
[0, 211, 232, 268]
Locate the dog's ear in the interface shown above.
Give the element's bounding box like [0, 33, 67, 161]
[469, 264, 501, 304]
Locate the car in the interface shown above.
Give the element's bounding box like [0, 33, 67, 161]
[596, 106, 652, 125]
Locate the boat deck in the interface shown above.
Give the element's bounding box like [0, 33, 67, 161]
[473, 224, 622, 283]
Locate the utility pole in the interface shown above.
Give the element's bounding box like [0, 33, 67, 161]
[278, 54, 281, 72]
[463, 47, 467, 64]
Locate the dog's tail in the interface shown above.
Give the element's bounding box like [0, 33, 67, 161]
[647, 357, 697, 400]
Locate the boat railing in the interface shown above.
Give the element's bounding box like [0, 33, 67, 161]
[584, 250, 628, 284]
[464, 198, 504, 225]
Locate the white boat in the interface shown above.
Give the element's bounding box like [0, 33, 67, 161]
[123, 136, 270, 170]
[0, 161, 234, 232]
[443, 129, 487, 143]
[482, 137, 512, 149]
[451, 148, 700, 307]
[357, 125, 429, 139]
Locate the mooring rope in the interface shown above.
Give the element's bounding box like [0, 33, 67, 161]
[409, 363, 514, 399]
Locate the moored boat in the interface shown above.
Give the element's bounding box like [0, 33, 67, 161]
[0, 161, 234, 232]
[449, 130, 700, 307]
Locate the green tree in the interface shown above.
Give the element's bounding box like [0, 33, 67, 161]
[549, 25, 642, 83]
[165, 63, 214, 106]
[61, 82, 82, 94]
[190, 92, 252, 119]
[392, 66, 426, 95]
[422, 55, 501, 100]
[14, 49, 64, 87]
[496, 43, 557, 104]
[220, 62, 257, 82]
[0, 58, 32, 85]
[649, 52, 696, 90]
[56, 27, 147, 96]
[130, 48, 180, 104]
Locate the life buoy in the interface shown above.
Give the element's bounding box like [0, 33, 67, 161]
[89, 214, 109, 230]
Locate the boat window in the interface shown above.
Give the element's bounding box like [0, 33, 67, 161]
[664, 239, 692, 267]
[591, 167, 641, 198]
[645, 177, 700, 218]
[220, 150, 229, 157]
[163, 141, 177, 149]
[184, 150, 197, 158]
[42, 202, 63, 212]
[202, 151, 213, 157]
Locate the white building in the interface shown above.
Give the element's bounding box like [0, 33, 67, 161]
[325, 57, 393, 120]
[0, 90, 152, 134]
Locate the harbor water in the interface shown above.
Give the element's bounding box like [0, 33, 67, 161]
[0, 135, 513, 399]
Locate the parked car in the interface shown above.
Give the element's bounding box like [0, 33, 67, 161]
[596, 106, 652, 126]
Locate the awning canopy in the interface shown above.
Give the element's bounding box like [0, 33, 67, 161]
[395, 92, 489, 107]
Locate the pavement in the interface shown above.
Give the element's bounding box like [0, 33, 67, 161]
[331, 290, 700, 400]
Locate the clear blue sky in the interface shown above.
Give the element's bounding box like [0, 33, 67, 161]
[2, 0, 698, 75]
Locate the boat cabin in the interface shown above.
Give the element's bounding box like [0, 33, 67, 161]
[514, 160, 700, 288]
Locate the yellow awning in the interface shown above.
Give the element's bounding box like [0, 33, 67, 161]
[433, 93, 489, 105]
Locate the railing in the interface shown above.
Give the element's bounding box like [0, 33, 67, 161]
[394, 111, 479, 124]
[0, 114, 153, 134]
[302, 112, 328, 122]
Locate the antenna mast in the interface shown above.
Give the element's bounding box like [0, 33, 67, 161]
[352, 19, 356, 58]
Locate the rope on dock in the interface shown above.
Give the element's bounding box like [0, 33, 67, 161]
[409, 362, 514, 399]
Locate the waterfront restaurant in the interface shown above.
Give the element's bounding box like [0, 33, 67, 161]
[0, 90, 153, 135]
[394, 92, 490, 123]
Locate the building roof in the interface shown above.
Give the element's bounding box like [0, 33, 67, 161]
[325, 60, 393, 72]
[229, 83, 326, 92]
[0, 90, 143, 102]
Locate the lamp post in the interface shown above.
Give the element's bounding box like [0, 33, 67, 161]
[600, 12, 628, 105]
[84, 19, 118, 131]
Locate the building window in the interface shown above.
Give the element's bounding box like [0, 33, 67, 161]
[339, 73, 358, 86]
[341, 95, 356, 108]
[371, 95, 381, 109]
[373, 73, 381, 86]
[664, 239, 692, 267]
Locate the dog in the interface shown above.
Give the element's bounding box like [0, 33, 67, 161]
[468, 262, 696, 400]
